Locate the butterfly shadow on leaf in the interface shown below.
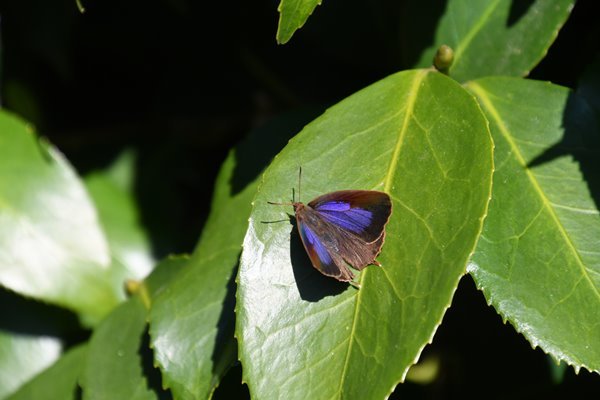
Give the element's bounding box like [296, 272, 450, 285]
[286, 216, 349, 302]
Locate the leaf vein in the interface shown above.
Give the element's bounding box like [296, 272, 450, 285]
[335, 71, 428, 399]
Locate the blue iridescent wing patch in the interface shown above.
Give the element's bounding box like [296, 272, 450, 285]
[311, 202, 373, 235]
[299, 222, 333, 267]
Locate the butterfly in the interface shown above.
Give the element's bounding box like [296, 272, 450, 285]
[269, 169, 392, 287]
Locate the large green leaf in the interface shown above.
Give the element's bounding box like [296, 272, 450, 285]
[0, 111, 120, 325]
[405, 0, 574, 82]
[85, 151, 154, 281]
[148, 111, 316, 399]
[80, 256, 186, 400]
[276, 0, 322, 44]
[7, 344, 87, 400]
[237, 70, 494, 399]
[467, 77, 600, 373]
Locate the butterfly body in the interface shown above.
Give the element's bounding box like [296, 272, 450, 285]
[291, 190, 392, 283]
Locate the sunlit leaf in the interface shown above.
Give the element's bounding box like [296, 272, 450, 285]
[0, 111, 120, 325]
[85, 151, 154, 281]
[237, 70, 494, 399]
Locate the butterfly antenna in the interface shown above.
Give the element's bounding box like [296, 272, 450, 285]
[298, 166, 302, 203]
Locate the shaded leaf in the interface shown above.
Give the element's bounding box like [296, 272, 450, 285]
[277, 0, 322, 44]
[0, 111, 120, 325]
[7, 344, 87, 400]
[237, 70, 494, 399]
[405, 0, 574, 82]
[466, 77, 600, 373]
[85, 151, 154, 280]
[149, 111, 318, 399]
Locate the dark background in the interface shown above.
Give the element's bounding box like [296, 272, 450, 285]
[1, 0, 598, 397]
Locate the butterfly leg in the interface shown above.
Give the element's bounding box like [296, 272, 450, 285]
[349, 280, 361, 290]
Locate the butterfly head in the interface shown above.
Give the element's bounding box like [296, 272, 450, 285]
[292, 201, 305, 213]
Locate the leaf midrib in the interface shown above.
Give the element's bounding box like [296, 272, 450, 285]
[335, 70, 428, 399]
[468, 82, 600, 303]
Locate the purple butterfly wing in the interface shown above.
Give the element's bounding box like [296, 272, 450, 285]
[309, 190, 392, 243]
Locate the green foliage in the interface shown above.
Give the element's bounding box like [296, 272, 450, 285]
[0, 329, 62, 399]
[1, 1, 598, 399]
[148, 110, 318, 399]
[84, 152, 154, 281]
[467, 77, 600, 372]
[237, 70, 493, 399]
[0, 112, 122, 325]
[81, 256, 187, 400]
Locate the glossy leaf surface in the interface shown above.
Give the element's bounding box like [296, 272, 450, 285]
[0, 111, 119, 325]
[85, 151, 154, 281]
[467, 77, 600, 373]
[237, 70, 494, 399]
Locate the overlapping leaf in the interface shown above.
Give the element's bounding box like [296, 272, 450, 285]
[6, 344, 87, 400]
[0, 111, 120, 325]
[237, 70, 494, 399]
[467, 77, 600, 373]
[85, 151, 154, 281]
[405, 0, 574, 82]
[148, 111, 317, 399]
